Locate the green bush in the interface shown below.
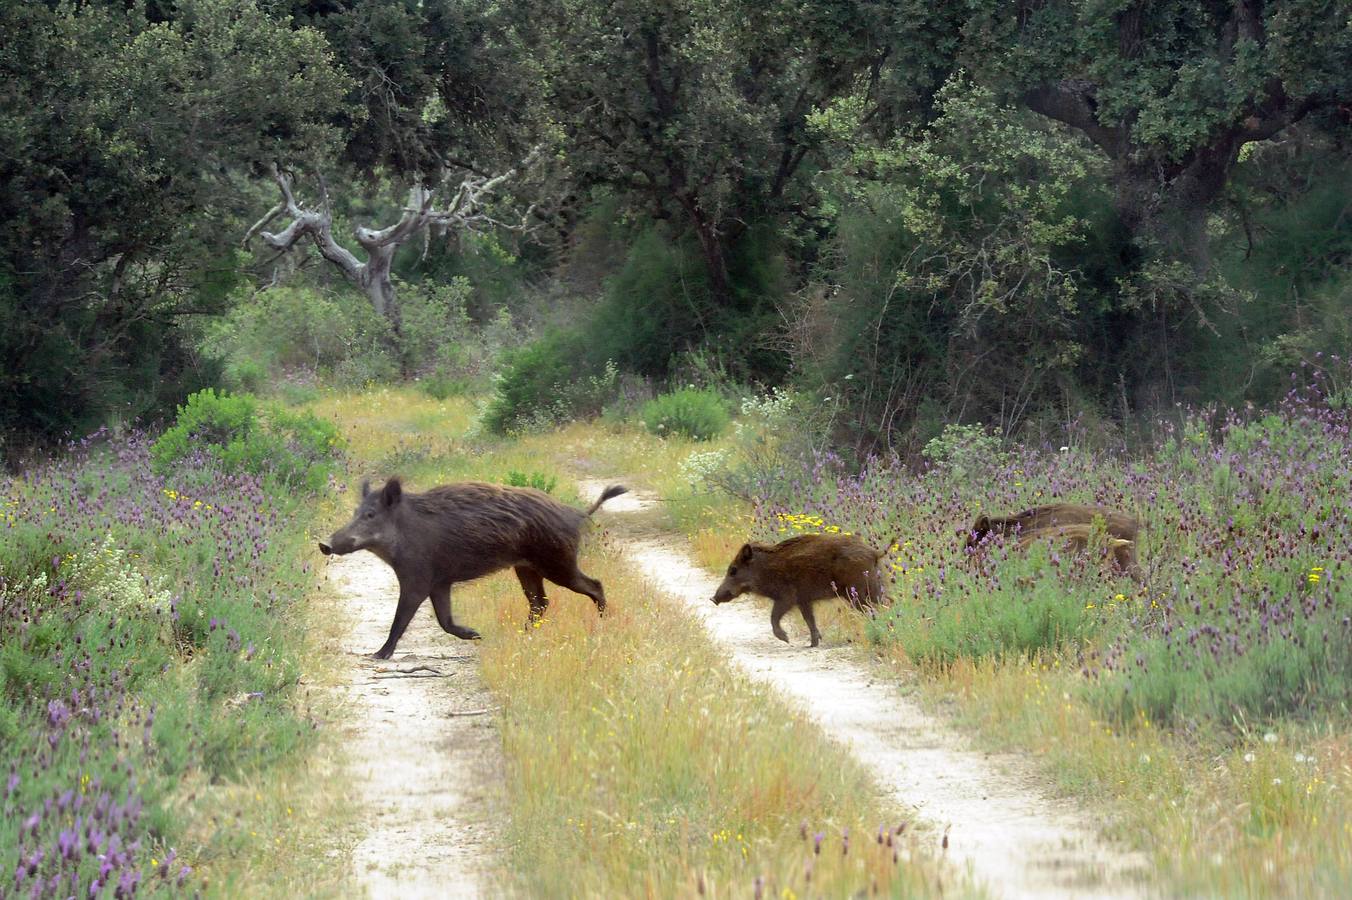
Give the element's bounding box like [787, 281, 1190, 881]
[484, 331, 619, 433]
[504, 470, 558, 493]
[922, 423, 1009, 479]
[420, 372, 472, 400]
[588, 228, 711, 378]
[150, 388, 342, 492]
[641, 388, 730, 441]
[396, 276, 473, 374]
[201, 284, 392, 383]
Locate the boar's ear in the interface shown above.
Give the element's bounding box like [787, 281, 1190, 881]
[381, 477, 403, 506]
[360, 479, 371, 499]
[735, 543, 756, 564]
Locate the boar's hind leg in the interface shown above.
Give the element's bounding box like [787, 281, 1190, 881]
[430, 582, 481, 641]
[797, 601, 822, 648]
[769, 597, 795, 644]
[539, 560, 607, 615]
[515, 566, 549, 621]
[373, 589, 426, 660]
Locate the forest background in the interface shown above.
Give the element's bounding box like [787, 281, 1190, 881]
[4, 0, 1350, 457]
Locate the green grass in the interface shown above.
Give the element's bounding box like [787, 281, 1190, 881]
[1, 421, 356, 896]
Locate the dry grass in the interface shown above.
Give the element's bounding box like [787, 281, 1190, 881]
[309, 387, 962, 898]
[916, 651, 1352, 897]
[456, 544, 953, 898]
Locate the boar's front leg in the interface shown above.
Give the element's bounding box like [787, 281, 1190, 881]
[430, 582, 481, 641]
[373, 586, 426, 660]
[769, 597, 795, 644]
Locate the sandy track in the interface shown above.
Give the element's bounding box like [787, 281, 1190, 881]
[323, 551, 506, 899]
[580, 479, 1148, 900]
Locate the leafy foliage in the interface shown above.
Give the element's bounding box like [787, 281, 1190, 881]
[483, 333, 619, 433]
[0, 0, 348, 439]
[150, 389, 342, 493]
[806, 78, 1100, 450]
[641, 389, 730, 442]
[503, 470, 559, 494]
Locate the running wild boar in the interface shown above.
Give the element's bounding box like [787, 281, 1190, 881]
[320, 478, 626, 659]
[710, 533, 893, 647]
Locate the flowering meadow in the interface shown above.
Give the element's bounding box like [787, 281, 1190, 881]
[1, 418, 334, 897]
[744, 364, 1352, 729]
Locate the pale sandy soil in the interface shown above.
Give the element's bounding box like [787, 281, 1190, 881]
[322, 551, 507, 899]
[579, 478, 1150, 900]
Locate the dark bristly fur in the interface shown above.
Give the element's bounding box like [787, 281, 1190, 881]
[966, 502, 1141, 576]
[1015, 523, 1138, 574]
[710, 533, 895, 647]
[319, 478, 627, 659]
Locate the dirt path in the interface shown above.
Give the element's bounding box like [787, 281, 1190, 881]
[323, 551, 507, 899]
[580, 480, 1149, 900]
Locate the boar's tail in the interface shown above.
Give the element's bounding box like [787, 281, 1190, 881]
[585, 484, 628, 516]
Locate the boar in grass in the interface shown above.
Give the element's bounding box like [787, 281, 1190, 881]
[319, 478, 626, 659]
[1015, 523, 1138, 575]
[966, 502, 1141, 576]
[710, 533, 894, 647]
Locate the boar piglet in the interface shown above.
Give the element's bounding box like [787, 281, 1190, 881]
[966, 502, 1141, 577]
[320, 478, 626, 659]
[1015, 524, 1137, 574]
[710, 533, 894, 647]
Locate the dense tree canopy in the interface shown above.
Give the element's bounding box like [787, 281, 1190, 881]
[1, 0, 347, 436]
[966, 0, 1352, 268]
[2, 0, 1350, 449]
[499, 0, 922, 299]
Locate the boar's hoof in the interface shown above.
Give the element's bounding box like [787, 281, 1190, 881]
[449, 626, 481, 641]
[317, 542, 333, 556]
[772, 628, 790, 644]
[371, 647, 394, 660]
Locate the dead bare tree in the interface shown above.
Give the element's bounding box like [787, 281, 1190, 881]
[243, 151, 540, 328]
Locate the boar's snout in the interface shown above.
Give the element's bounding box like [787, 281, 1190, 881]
[320, 532, 359, 555]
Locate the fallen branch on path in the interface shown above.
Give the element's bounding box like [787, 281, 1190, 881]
[369, 665, 448, 679]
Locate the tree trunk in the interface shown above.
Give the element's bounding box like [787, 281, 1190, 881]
[248, 155, 538, 336]
[1113, 135, 1240, 275]
[679, 197, 732, 303]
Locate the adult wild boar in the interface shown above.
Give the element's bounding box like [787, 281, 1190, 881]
[710, 533, 893, 647]
[319, 478, 626, 659]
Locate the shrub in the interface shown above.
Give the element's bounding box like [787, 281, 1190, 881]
[200, 284, 391, 382]
[588, 228, 712, 378]
[420, 372, 471, 400]
[150, 388, 342, 492]
[922, 423, 1008, 479]
[503, 470, 558, 494]
[641, 388, 730, 441]
[484, 331, 619, 433]
[396, 276, 473, 375]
